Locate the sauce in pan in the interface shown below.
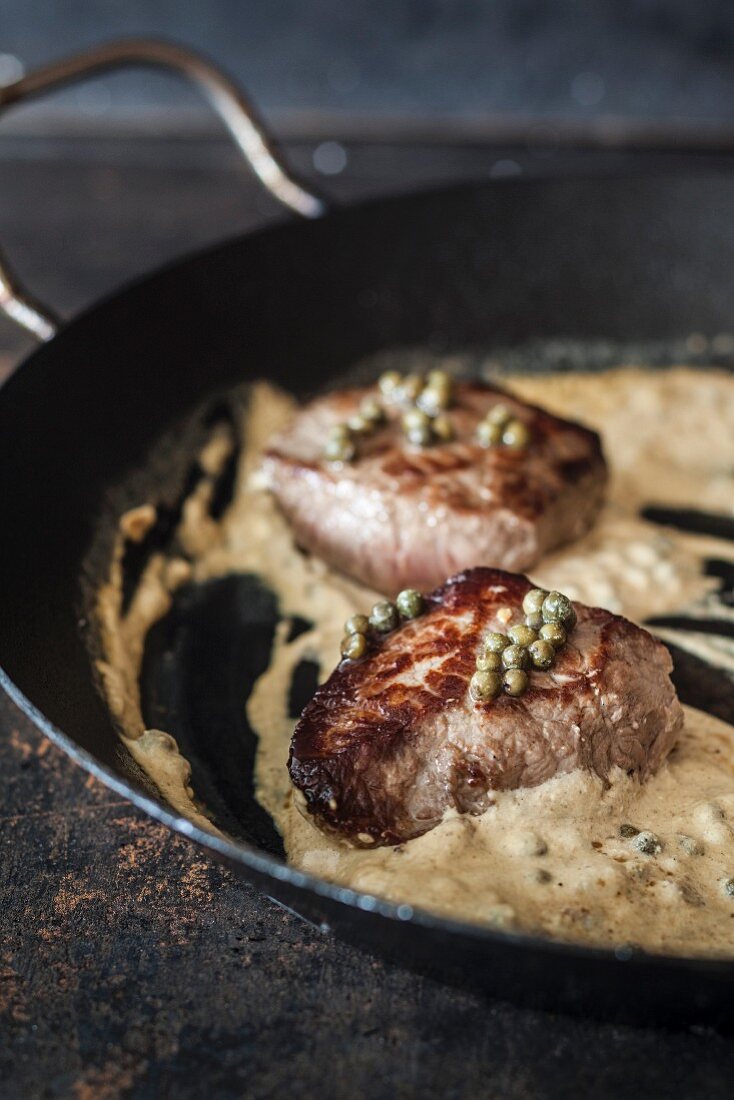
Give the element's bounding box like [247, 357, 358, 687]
[95, 366, 734, 955]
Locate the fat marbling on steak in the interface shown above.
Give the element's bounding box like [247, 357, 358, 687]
[261, 379, 606, 594]
[289, 568, 683, 846]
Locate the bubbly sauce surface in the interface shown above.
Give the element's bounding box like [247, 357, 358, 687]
[96, 366, 734, 955]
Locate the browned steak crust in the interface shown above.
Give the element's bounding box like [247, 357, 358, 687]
[262, 380, 607, 594]
[289, 569, 683, 846]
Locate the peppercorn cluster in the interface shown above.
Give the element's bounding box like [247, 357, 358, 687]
[324, 371, 534, 465]
[323, 394, 387, 464]
[617, 825, 734, 898]
[470, 588, 577, 703]
[323, 369, 456, 464]
[340, 588, 426, 661]
[475, 402, 532, 450]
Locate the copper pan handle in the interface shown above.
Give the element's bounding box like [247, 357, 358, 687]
[0, 38, 327, 342]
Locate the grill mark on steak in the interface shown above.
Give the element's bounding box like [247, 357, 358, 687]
[262, 380, 607, 593]
[289, 568, 684, 846]
[380, 444, 477, 478]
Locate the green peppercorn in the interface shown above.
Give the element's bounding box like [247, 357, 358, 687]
[528, 639, 555, 670]
[427, 368, 453, 392]
[323, 434, 356, 463]
[487, 403, 511, 427]
[539, 621, 567, 649]
[541, 591, 577, 630]
[402, 408, 431, 433]
[407, 424, 433, 447]
[398, 374, 424, 404]
[508, 623, 538, 647]
[418, 385, 450, 415]
[341, 632, 368, 660]
[396, 588, 424, 620]
[416, 387, 438, 414]
[503, 668, 529, 696]
[347, 413, 372, 435]
[360, 396, 385, 424]
[476, 419, 503, 447]
[470, 669, 503, 701]
[419, 371, 453, 411]
[677, 834, 703, 856]
[502, 644, 530, 671]
[344, 613, 370, 636]
[329, 423, 352, 439]
[619, 824, 640, 838]
[633, 831, 662, 855]
[522, 588, 548, 616]
[502, 418, 531, 449]
[525, 611, 544, 631]
[432, 414, 455, 442]
[369, 601, 399, 633]
[378, 370, 402, 397]
[476, 650, 502, 673]
[484, 632, 510, 654]
[723, 878, 734, 897]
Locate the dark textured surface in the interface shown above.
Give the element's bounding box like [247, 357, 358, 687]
[4, 1, 734, 127]
[3, 140, 734, 1096]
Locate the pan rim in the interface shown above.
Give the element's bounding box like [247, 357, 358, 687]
[5, 156, 734, 380]
[2, 167, 734, 980]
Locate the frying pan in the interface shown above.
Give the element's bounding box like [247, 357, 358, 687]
[1, 39, 733, 1028]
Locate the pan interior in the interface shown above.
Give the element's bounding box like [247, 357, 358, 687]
[118, 337, 734, 855]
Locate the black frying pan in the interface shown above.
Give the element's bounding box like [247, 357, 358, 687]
[1, 40, 734, 1029]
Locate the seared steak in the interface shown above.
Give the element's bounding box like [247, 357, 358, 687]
[289, 568, 683, 846]
[262, 380, 606, 594]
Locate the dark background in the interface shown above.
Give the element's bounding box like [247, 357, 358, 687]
[3, 0, 734, 350]
[2, 0, 734, 135]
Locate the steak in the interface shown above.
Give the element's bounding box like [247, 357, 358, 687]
[262, 379, 606, 594]
[289, 568, 683, 846]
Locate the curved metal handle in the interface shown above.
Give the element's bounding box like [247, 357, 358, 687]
[0, 38, 327, 342]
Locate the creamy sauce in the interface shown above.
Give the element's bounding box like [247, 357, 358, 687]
[96, 366, 734, 955]
[512, 370, 734, 660]
[284, 706, 734, 956]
